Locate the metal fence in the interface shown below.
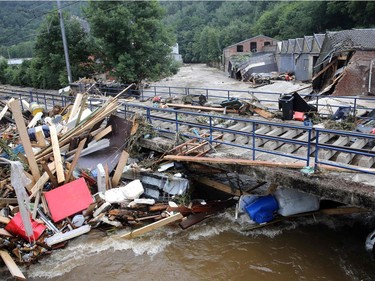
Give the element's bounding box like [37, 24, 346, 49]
[1, 88, 375, 175]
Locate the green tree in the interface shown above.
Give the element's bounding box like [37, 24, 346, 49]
[0, 58, 8, 84]
[30, 11, 91, 89]
[85, 0, 175, 84]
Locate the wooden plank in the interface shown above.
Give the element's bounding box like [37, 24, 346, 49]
[163, 155, 370, 172]
[121, 212, 183, 239]
[253, 107, 274, 119]
[166, 103, 238, 113]
[0, 99, 11, 121]
[65, 138, 87, 184]
[49, 125, 65, 183]
[67, 93, 84, 123]
[0, 198, 18, 207]
[111, 150, 129, 187]
[0, 215, 10, 224]
[41, 161, 58, 188]
[8, 99, 40, 182]
[0, 250, 26, 280]
[194, 177, 244, 196]
[29, 162, 55, 197]
[94, 125, 112, 141]
[0, 228, 13, 237]
[35, 126, 47, 147]
[312, 59, 337, 81]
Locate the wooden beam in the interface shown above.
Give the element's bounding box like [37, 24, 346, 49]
[194, 177, 244, 196]
[121, 213, 183, 239]
[166, 103, 237, 113]
[163, 155, 369, 172]
[312, 59, 336, 81]
[67, 93, 83, 123]
[111, 151, 129, 187]
[65, 138, 87, 184]
[0, 198, 18, 207]
[0, 250, 26, 280]
[35, 126, 47, 147]
[41, 161, 58, 188]
[29, 162, 55, 197]
[49, 125, 65, 183]
[94, 125, 112, 141]
[0, 215, 10, 224]
[8, 99, 40, 182]
[0, 228, 13, 237]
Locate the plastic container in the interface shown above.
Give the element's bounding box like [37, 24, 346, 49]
[245, 195, 279, 224]
[278, 94, 294, 120]
[274, 187, 320, 216]
[293, 111, 304, 121]
[29, 102, 44, 116]
[238, 194, 259, 214]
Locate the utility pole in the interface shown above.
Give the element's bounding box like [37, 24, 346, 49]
[57, 0, 72, 84]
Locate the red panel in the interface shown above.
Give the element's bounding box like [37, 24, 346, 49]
[5, 212, 46, 241]
[44, 178, 94, 222]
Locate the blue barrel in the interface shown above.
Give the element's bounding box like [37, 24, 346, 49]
[245, 195, 279, 224]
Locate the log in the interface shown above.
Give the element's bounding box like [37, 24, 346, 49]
[0, 250, 26, 280]
[120, 212, 183, 239]
[8, 99, 40, 182]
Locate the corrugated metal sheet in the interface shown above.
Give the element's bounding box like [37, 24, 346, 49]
[238, 53, 278, 80]
[279, 53, 295, 73]
[295, 54, 310, 81]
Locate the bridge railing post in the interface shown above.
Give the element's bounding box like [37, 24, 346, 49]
[252, 122, 256, 160]
[353, 97, 357, 118]
[306, 128, 312, 167]
[209, 116, 213, 144]
[314, 129, 320, 172]
[175, 111, 179, 133]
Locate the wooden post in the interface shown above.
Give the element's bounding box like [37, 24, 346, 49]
[112, 150, 129, 187]
[8, 99, 40, 182]
[49, 125, 65, 183]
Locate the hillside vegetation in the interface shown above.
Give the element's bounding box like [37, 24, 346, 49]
[0, 1, 374, 89]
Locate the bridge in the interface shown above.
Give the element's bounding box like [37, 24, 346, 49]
[1, 84, 375, 210]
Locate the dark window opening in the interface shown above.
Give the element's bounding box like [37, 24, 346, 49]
[237, 45, 243, 52]
[250, 42, 257, 52]
[264, 41, 271, 46]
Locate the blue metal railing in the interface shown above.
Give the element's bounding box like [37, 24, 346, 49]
[1, 87, 375, 175]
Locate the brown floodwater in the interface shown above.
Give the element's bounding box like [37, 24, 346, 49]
[2, 210, 375, 281]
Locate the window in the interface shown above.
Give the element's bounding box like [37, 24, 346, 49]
[250, 42, 257, 52]
[264, 41, 271, 46]
[237, 45, 243, 52]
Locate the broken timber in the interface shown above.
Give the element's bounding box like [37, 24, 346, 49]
[120, 212, 183, 239]
[163, 155, 374, 172]
[0, 250, 26, 280]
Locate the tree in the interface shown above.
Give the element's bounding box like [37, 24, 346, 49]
[30, 10, 91, 89]
[0, 58, 8, 84]
[85, 0, 175, 85]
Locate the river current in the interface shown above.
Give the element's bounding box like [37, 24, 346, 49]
[1, 209, 372, 281]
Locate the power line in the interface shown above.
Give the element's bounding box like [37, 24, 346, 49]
[0, 1, 81, 47]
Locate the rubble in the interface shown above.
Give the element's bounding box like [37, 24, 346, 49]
[0, 79, 374, 278]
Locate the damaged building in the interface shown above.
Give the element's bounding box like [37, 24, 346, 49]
[312, 28, 375, 96]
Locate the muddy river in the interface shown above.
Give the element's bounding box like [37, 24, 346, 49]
[2, 210, 371, 281]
